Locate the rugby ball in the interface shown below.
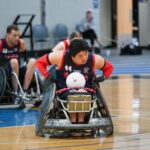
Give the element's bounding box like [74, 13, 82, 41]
[66, 72, 86, 88]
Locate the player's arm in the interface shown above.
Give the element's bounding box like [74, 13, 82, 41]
[36, 51, 63, 78]
[94, 54, 113, 79]
[19, 39, 26, 52]
[0, 40, 2, 53]
[18, 39, 28, 62]
[52, 41, 65, 52]
[0, 40, 9, 64]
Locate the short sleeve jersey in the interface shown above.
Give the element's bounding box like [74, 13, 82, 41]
[56, 51, 95, 89]
[0, 39, 20, 59]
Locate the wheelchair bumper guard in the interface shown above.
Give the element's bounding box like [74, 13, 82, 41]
[44, 117, 112, 130]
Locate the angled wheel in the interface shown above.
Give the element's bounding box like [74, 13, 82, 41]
[0, 67, 7, 102]
[93, 82, 114, 136]
[35, 80, 56, 136]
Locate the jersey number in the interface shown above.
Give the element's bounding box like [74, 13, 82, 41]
[65, 65, 72, 72]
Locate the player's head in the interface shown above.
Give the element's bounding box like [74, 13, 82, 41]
[86, 9, 93, 21]
[66, 72, 86, 88]
[69, 31, 82, 42]
[6, 24, 20, 46]
[69, 39, 90, 65]
[86, 9, 93, 14]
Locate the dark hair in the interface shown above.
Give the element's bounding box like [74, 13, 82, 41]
[69, 31, 82, 40]
[7, 25, 19, 33]
[69, 39, 89, 57]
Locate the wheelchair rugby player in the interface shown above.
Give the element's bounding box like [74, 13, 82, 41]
[35, 39, 114, 137]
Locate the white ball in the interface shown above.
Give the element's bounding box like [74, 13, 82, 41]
[66, 72, 86, 88]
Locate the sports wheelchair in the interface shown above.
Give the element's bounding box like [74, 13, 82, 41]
[35, 78, 113, 137]
[0, 66, 43, 108]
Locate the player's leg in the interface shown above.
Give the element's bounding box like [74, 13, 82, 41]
[23, 58, 36, 91]
[10, 58, 19, 92]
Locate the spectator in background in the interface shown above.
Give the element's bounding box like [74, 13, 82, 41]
[79, 9, 102, 50]
[52, 31, 82, 52]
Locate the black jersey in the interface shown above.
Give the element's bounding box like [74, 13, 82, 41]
[56, 51, 95, 89]
[0, 39, 20, 59]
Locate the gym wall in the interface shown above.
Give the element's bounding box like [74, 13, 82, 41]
[0, 0, 102, 47]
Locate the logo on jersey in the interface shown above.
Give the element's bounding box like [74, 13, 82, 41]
[2, 48, 7, 53]
[3, 48, 16, 53]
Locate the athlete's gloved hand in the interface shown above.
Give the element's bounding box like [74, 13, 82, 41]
[45, 75, 54, 83]
[94, 75, 106, 83]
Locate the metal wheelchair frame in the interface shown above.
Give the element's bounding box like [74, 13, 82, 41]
[0, 66, 43, 107]
[35, 82, 114, 137]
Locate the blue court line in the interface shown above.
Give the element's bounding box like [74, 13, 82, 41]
[113, 66, 150, 74]
[0, 109, 38, 127]
[96, 66, 150, 75]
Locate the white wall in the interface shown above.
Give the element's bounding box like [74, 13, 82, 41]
[45, 0, 100, 46]
[0, 0, 109, 49]
[0, 0, 41, 37]
[0, 0, 41, 49]
[1, 0, 150, 48]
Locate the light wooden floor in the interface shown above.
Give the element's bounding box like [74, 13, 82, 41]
[1, 75, 150, 150]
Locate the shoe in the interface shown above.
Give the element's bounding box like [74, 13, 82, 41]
[18, 101, 26, 109]
[18, 90, 24, 97]
[23, 89, 31, 98]
[18, 89, 29, 99]
[12, 91, 21, 104]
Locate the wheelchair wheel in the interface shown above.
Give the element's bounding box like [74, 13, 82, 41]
[0, 67, 7, 102]
[36, 81, 56, 136]
[94, 82, 114, 136]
